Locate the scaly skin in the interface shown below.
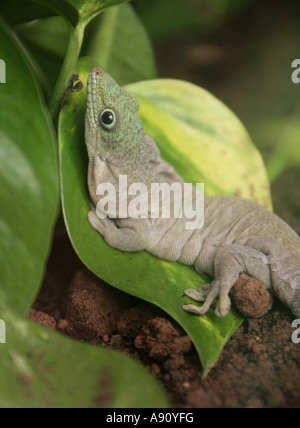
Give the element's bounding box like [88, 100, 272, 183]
[85, 66, 300, 319]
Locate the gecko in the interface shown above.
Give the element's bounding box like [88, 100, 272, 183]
[85, 66, 300, 319]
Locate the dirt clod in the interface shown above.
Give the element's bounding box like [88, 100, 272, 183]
[134, 318, 191, 361]
[57, 319, 69, 331]
[231, 274, 274, 318]
[63, 269, 135, 342]
[29, 309, 56, 330]
[117, 306, 155, 340]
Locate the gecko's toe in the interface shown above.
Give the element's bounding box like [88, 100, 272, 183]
[183, 280, 221, 316]
[215, 295, 232, 317]
[183, 283, 212, 302]
[87, 210, 106, 235]
[184, 288, 206, 302]
[182, 304, 209, 316]
[87, 211, 98, 228]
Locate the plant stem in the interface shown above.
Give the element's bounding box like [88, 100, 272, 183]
[49, 22, 85, 121]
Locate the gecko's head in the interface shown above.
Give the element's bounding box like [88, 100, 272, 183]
[85, 66, 144, 161]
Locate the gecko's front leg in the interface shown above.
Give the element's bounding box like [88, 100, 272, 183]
[88, 210, 151, 252]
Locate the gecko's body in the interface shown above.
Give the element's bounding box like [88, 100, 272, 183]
[85, 66, 300, 318]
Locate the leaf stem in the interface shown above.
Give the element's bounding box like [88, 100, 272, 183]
[49, 22, 84, 121]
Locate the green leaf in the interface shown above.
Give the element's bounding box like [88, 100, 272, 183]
[70, 0, 130, 25]
[0, 17, 59, 316]
[0, 302, 169, 408]
[0, 0, 129, 28]
[0, 1, 55, 26]
[59, 58, 271, 375]
[127, 79, 272, 205]
[33, 0, 130, 27]
[86, 3, 157, 86]
[31, 0, 79, 26]
[16, 17, 69, 98]
[265, 117, 300, 182]
[0, 0, 78, 27]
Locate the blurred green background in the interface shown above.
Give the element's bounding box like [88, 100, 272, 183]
[133, 0, 300, 233]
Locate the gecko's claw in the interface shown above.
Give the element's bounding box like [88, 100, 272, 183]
[183, 280, 232, 318]
[183, 281, 219, 316]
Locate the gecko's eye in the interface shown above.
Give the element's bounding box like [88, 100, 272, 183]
[99, 108, 118, 131]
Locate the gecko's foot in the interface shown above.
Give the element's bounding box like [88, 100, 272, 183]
[87, 210, 106, 235]
[183, 280, 232, 317]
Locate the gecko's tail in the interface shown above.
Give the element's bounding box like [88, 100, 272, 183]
[290, 289, 300, 318]
[246, 233, 300, 318]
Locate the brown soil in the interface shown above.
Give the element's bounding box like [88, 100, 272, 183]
[29, 231, 300, 408]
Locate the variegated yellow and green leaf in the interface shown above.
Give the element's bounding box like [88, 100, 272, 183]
[128, 79, 271, 206]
